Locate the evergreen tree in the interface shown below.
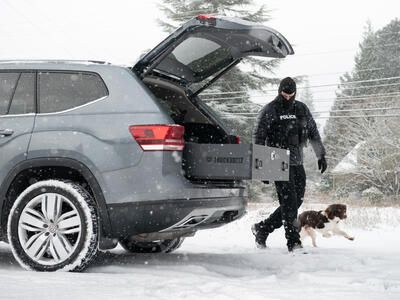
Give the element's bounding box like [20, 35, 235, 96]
[158, 0, 283, 143]
[323, 19, 400, 195]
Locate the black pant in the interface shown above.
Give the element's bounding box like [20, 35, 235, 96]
[258, 165, 306, 248]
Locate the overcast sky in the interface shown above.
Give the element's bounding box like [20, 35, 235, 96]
[0, 0, 399, 126]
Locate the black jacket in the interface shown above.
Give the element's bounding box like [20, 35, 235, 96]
[253, 95, 325, 166]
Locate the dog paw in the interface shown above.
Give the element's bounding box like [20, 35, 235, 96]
[347, 236, 355, 241]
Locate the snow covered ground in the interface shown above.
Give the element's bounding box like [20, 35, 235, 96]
[0, 204, 399, 300]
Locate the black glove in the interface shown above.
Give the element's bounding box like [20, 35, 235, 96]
[318, 155, 327, 174]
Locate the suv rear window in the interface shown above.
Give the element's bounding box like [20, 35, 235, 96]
[39, 72, 108, 113]
[169, 37, 230, 74]
[157, 35, 233, 83]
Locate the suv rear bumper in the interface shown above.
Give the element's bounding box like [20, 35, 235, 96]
[107, 195, 247, 238]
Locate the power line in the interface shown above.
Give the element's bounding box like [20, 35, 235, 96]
[201, 77, 400, 96]
[202, 92, 400, 104]
[220, 114, 400, 120]
[294, 42, 400, 57]
[203, 93, 400, 103]
[316, 114, 400, 119]
[289, 68, 385, 79]
[213, 66, 400, 87]
[301, 67, 387, 76]
[338, 82, 400, 91]
[214, 97, 400, 118]
[335, 91, 400, 100]
[203, 91, 400, 102]
[218, 107, 400, 116]
[217, 66, 399, 84]
[215, 98, 399, 109]
[337, 101, 394, 107]
[320, 107, 400, 114]
[203, 82, 400, 99]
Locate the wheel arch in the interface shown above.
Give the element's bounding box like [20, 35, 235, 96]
[0, 157, 113, 242]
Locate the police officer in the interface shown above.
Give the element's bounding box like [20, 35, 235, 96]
[251, 77, 327, 252]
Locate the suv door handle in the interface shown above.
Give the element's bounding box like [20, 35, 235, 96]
[0, 129, 14, 137]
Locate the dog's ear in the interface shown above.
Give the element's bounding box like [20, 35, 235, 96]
[338, 204, 347, 218]
[325, 205, 333, 220]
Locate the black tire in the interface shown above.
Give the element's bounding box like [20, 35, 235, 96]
[7, 180, 99, 272]
[120, 237, 185, 254]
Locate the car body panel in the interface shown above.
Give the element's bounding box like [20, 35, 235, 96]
[0, 62, 247, 244]
[0, 114, 35, 194]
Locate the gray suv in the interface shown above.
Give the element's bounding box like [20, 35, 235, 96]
[0, 16, 293, 271]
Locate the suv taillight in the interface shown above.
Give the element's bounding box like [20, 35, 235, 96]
[129, 125, 185, 151]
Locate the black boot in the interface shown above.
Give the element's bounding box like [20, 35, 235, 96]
[251, 223, 269, 249]
[288, 242, 307, 254]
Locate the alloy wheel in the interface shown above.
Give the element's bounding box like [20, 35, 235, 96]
[18, 193, 82, 266]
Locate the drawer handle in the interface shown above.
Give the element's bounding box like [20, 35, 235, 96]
[255, 158, 263, 169]
[0, 129, 14, 137]
[271, 151, 276, 160]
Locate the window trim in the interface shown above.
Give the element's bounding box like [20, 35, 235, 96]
[0, 113, 35, 119]
[37, 70, 109, 114]
[35, 71, 39, 115]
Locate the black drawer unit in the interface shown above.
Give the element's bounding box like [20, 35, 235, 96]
[183, 143, 289, 181]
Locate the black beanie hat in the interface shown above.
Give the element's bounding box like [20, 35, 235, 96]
[278, 77, 296, 94]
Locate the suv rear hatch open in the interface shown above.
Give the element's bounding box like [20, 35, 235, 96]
[133, 15, 294, 182]
[134, 15, 293, 89]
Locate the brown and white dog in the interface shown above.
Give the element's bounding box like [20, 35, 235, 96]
[298, 204, 354, 247]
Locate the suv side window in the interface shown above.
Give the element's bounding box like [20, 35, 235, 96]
[39, 72, 108, 113]
[8, 73, 35, 115]
[0, 73, 20, 115]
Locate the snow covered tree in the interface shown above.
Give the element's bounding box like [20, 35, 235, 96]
[324, 19, 400, 196]
[357, 121, 400, 196]
[157, 0, 283, 143]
